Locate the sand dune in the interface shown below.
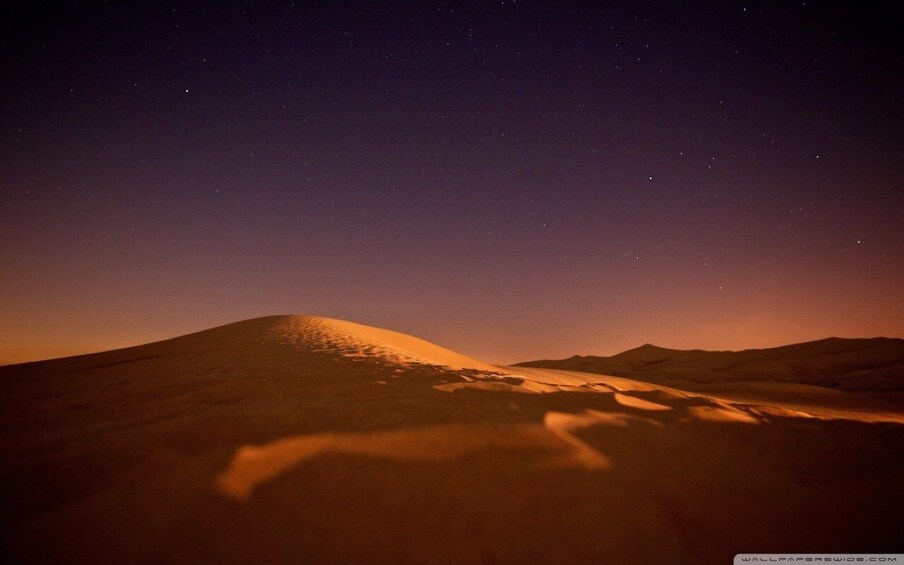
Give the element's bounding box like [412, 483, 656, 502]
[516, 337, 904, 390]
[1, 316, 902, 564]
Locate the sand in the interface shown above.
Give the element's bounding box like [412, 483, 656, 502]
[517, 338, 904, 390]
[1, 315, 902, 564]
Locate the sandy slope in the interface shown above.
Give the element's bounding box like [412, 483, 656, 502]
[1, 316, 902, 564]
[516, 338, 904, 390]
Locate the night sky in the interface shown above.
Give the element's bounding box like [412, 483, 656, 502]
[1, 1, 902, 365]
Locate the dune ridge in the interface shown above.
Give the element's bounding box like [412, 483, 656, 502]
[268, 316, 507, 373]
[516, 337, 904, 390]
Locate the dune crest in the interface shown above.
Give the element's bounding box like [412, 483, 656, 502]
[269, 316, 507, 372]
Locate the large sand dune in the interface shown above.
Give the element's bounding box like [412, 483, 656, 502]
[1, 316, 902, 563]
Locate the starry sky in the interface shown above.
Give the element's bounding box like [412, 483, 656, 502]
[1, 1, 902, 365]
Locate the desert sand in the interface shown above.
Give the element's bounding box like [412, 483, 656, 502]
[516, 338, 904, 390]
[1, 315, 902, 564]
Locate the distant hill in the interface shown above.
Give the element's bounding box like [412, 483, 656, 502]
[514, 337, 904, 390]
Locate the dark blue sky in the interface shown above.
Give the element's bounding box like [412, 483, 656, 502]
[1, 1, 902, 364]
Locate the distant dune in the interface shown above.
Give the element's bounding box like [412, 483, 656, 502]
[2, 316, 902, 564]
[516, 337, 904, 390]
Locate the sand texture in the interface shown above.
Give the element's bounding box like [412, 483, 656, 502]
[2, 316, 902, 564]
